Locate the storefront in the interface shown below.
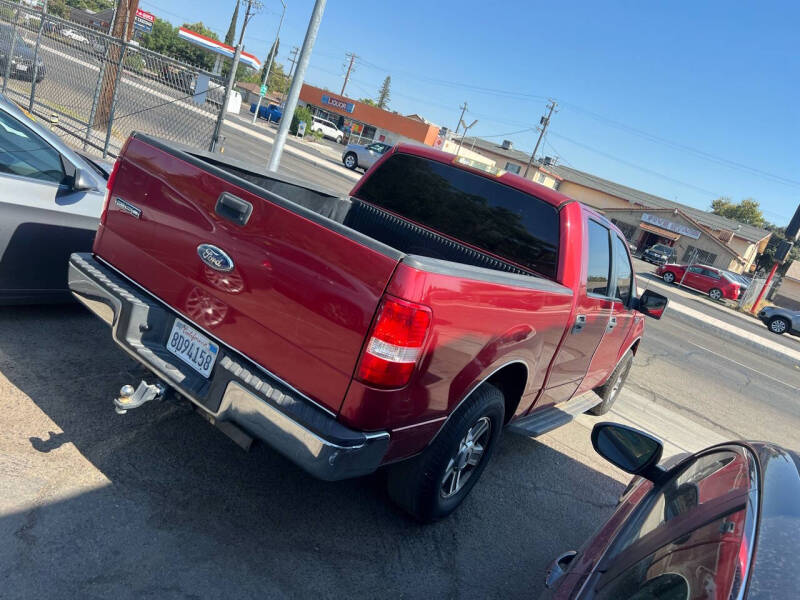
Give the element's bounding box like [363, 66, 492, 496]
[604, 208, 742, 271]
[298, 84, 440, 146]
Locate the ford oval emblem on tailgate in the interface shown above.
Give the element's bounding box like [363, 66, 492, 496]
[197, 244, 234, 272]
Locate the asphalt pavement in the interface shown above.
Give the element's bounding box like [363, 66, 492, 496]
[2, 277, 798, 598]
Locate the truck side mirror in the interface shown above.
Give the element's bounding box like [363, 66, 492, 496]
[637, 289, 668, 319]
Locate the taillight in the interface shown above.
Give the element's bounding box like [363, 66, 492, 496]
[100, 158, 121, 225]
[356, 296, 432, 388]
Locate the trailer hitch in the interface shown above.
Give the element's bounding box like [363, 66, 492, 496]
[114, 381, 167, 414]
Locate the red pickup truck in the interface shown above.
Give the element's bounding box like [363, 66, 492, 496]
[68, 134, 667, 521]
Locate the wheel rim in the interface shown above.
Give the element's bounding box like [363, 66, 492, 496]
[772, 320, 787, 333]
[345, 155, 355, 168]
[710, 289, 722, 300]
[440, 416, 491, 499]
[664, 273, 674, 283]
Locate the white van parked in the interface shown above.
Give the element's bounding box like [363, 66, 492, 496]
[311, 117, 343, 143]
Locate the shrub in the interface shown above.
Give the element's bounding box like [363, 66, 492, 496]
[289, 105, 313, 135]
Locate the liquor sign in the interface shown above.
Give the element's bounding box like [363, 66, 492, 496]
[321, 94, 355, 114]
[641, 212, 701, 239]
[134, 9, 155, 34]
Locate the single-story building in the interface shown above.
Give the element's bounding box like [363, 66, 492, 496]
[535, 163, 772, 273]
[773, 261, 800, 310]
[298, 84, 440, 146]
[69, 7, 114, 31]
[235, 82, 283, 109]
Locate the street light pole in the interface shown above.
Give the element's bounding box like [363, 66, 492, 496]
[455, 119, 478, 156]
[267, 0, 327, 172]
[252, 0, 285, 125]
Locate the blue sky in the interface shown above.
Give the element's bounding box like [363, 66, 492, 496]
[143, 0, 799, 224]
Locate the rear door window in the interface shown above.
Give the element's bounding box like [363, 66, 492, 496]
[353, 152, 560, 279]
[586, 220, 612, 296]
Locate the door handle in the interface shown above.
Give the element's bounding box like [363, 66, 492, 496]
[572, 314, 587, 334]
[606, 316, 617, 332]
[215, 192, 253, 226]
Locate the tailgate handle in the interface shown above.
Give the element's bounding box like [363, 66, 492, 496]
[216, 192, 253, 226]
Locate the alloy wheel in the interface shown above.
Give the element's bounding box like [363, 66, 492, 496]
[709, 289, 722, 300]
[771, 319, 787, 333]
[440, 416, 491, 498]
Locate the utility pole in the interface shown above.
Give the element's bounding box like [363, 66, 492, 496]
[252, 0, 285, 124]
[210, 0, 263, 151]
[267, 0, 328, 172]
[340, 52, 356, 96]
[94, 0, 139, 128]
[280, 45, 299, 104]
[454, 101, 467, 134]
[523, 99, 557, 178]
[456, 119, 478, 156]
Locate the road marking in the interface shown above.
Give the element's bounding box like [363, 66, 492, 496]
[683, 339, 799, 391]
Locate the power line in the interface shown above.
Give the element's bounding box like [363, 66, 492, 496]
[524, 99, 557, 177]
[340, 52, 357, 96]
[560, 101, 800, 189]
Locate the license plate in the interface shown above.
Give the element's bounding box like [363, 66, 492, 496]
[166, 319, 219, 378]
[15, 64, 27, 72]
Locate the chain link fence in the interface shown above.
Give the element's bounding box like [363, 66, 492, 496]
[0, 0, 227, 157]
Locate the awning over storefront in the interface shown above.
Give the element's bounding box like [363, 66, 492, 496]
[639, 222, 681, 241]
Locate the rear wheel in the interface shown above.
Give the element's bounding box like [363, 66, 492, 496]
[343, 152, 358, 170]
[662, 271, 675, 284]
[589, 352, 633, 416]
[768, 317, 789, 335]
[386, 383, 504, 522]
[708, 288, 723, 301]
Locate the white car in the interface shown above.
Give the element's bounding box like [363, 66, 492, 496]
[61, 29, 89, 44]
[311, 117, 343, 143]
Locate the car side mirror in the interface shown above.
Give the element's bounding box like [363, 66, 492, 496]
[591, 423, 666, 482]
[637, 289, 668, 319]
[72, 168, 95, 191]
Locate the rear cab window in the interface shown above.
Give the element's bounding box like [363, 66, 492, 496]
[352, 152, 560, 279]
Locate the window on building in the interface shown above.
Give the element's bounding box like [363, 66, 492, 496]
[587, 220, 612, 296]
[682, 245, 718, 266]
[504, 162, 521, 175]
[536, 171, 547, 184]
[610, 218, 638, 242]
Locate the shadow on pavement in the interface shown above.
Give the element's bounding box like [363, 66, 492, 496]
[0, 305, 624, 599]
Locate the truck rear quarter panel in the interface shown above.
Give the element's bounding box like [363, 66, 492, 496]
[339, 261, 573, 459]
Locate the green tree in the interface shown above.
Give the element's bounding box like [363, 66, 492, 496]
[710, 197, 765, 227]
[259, 37, 279, 84]
[225, 0, 239, 46]
[139, 20, 220, 70]
[359, 97, 377, 106]
[377, 75, 391, 109]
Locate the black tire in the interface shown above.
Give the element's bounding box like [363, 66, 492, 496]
[589, 352, 633, 416]
[708, 288, 723, 301]
[386, 383, 505, 523]
[343, 152, 358, 170]
[662, 271, 675, 284]
[768, 317, 789, 335]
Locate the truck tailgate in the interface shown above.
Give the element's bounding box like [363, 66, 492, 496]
[93, 136, 401, 414]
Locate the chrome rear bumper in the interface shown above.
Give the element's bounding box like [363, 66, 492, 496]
[68, 252, 389, 481]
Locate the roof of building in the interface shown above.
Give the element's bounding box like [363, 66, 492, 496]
[464, 137, 771, 244]
[545, 164, 770, 243]
[462, 137, 533, 163]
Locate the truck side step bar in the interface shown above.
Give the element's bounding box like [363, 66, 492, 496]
[507, 394, 602, 437]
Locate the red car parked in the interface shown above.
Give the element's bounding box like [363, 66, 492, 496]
[656, 263, 741, 301]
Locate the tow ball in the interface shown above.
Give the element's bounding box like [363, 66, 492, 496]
[114, 381, 167, 414]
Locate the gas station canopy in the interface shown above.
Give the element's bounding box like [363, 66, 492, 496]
[178, 26, 261, 70]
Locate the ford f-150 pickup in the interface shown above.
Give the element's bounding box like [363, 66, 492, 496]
[68, 134, 667, 521]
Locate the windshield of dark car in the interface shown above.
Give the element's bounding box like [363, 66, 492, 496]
[651, 244, 671, 253]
